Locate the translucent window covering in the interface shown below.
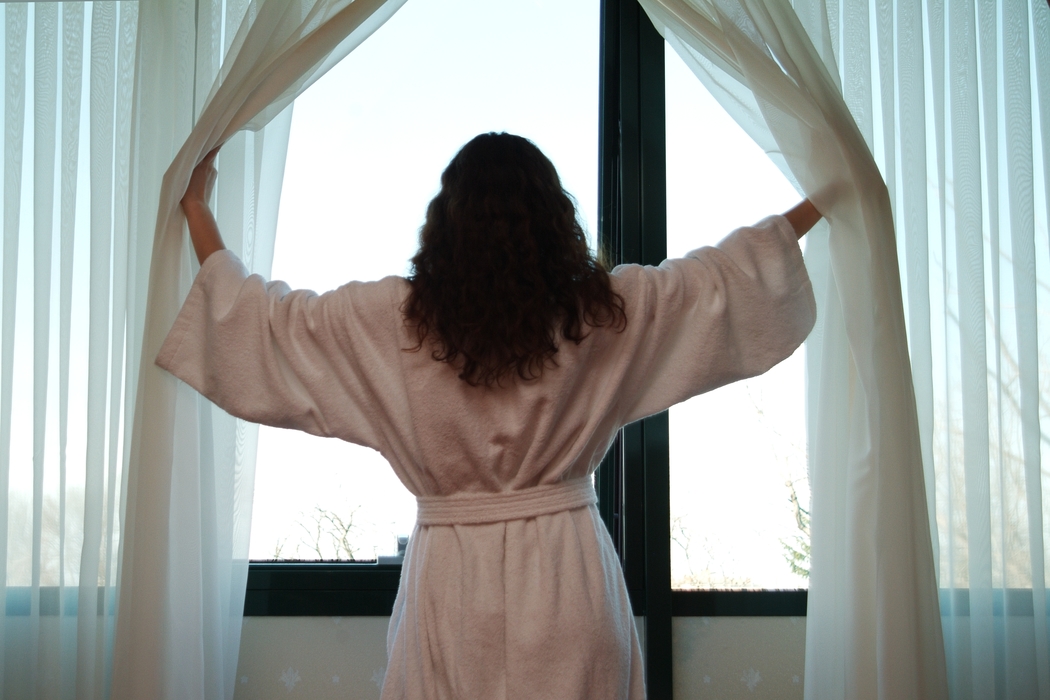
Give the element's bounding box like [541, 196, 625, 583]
[644, 0, 1050, 696]
[112, 1, 406, 699]
[637, 0, 949, 697]
[1, 5, 138, 697]
[0, 0, 405, 698]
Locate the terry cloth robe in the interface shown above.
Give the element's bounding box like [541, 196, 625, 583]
[156, 214, 816, 700]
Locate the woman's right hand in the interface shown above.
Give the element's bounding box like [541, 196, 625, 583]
[782, 198, 822, 239]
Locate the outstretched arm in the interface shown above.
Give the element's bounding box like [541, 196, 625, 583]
[181, 147, 226, 265]
[782, 198, 822, 239]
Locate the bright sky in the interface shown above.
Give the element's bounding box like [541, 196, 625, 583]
[250, 0, 810, 588]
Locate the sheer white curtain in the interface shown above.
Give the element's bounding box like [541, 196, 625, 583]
[852, 1, 1050, 696]
[1, 5, 138, 697]
[0, 1, 404, 698]
[111, 1, 406, 699]
[638, 0, 948, 697]
[801, 1, 1049, 697]
[646, 0, 1050, 697]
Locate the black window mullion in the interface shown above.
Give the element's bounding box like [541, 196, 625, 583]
[641, 414, 671, 697]
[620, 422, 647, 604]
[598, 0, 671, 696]
[637, 7, 671, 698]
[596, 0, 622, 555]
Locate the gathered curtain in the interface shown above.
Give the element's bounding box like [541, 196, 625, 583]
[114, 1, 407, 698]
[642, 0, 1050, 697]
[0, 0, 405, 698]
[639, 0, 948, 697]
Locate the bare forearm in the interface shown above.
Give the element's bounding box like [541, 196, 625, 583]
[782, 198, 822, 239]
[181, 147, 225, 265]
[182, 199, 226, 265]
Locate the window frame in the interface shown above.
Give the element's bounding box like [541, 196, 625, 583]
[244, 0, 807, 695]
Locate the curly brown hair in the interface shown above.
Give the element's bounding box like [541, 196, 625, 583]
[403, 133, 626, 387]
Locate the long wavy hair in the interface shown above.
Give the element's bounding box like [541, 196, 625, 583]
[403, 133, 626, 387]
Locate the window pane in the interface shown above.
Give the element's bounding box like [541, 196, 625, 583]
[665, 42, 810, 589]
[249, 0, 600, 561]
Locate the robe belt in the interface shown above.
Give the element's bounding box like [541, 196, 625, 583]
[415, 477, 597, 526]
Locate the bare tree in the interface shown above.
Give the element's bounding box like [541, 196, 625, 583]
[671, 515, 755, 589]
[780, 479, 811, 579]
[266, 505, 366, 561]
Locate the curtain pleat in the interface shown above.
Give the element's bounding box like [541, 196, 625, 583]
[0, 5, 28, 695]
[29, 4, 58, 694]
[896, 0, 938, 568]
[1028, 3, 1050, 690]
[101, 8, 136, 697]
[1003, 0, 1049, 695]
[947, 3, 995, 694]
[81, 4, 117, 698]
[56, 8, 83, 696]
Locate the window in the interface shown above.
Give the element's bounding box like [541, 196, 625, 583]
[246, 2, 809, 697]
[664, 41, 809, 592]
[249, 0, 601, 564]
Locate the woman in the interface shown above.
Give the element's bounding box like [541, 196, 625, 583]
[160, 132, 820, 699]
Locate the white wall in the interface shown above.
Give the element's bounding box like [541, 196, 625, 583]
[234, 616, 806, 699]
[673, 617, 806, 699]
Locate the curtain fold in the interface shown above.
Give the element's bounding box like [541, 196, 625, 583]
[111, 1, 406, 698]
[638, 0, 948, 697]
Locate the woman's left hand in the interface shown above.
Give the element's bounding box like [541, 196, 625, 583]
[182, 146, 226, 265]
[182, 146, 221, 209]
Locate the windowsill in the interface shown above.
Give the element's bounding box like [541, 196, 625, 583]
[672, 590, 807, 617]
[244, 562, 402, 616]
[243, 562, 811, 617]
[241, 565, 1050, 619]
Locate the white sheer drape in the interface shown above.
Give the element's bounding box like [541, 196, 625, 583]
[1, 1, 404, 698]
[808, 1, 1049, 697]
[638, 0, 948, 697]
[111, 1, 405, 699]
[1, 4, 137, 697]
[646, 0, 1050, 697]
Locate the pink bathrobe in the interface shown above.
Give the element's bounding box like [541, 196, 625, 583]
[156, 215, 816, 700]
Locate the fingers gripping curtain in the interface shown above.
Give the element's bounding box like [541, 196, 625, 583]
[112, 1, 406, 699]
[636, 1, 948, 698]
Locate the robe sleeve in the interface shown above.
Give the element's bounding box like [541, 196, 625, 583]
[612, 214, 816, 425]
[155, 249, 397, 449]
